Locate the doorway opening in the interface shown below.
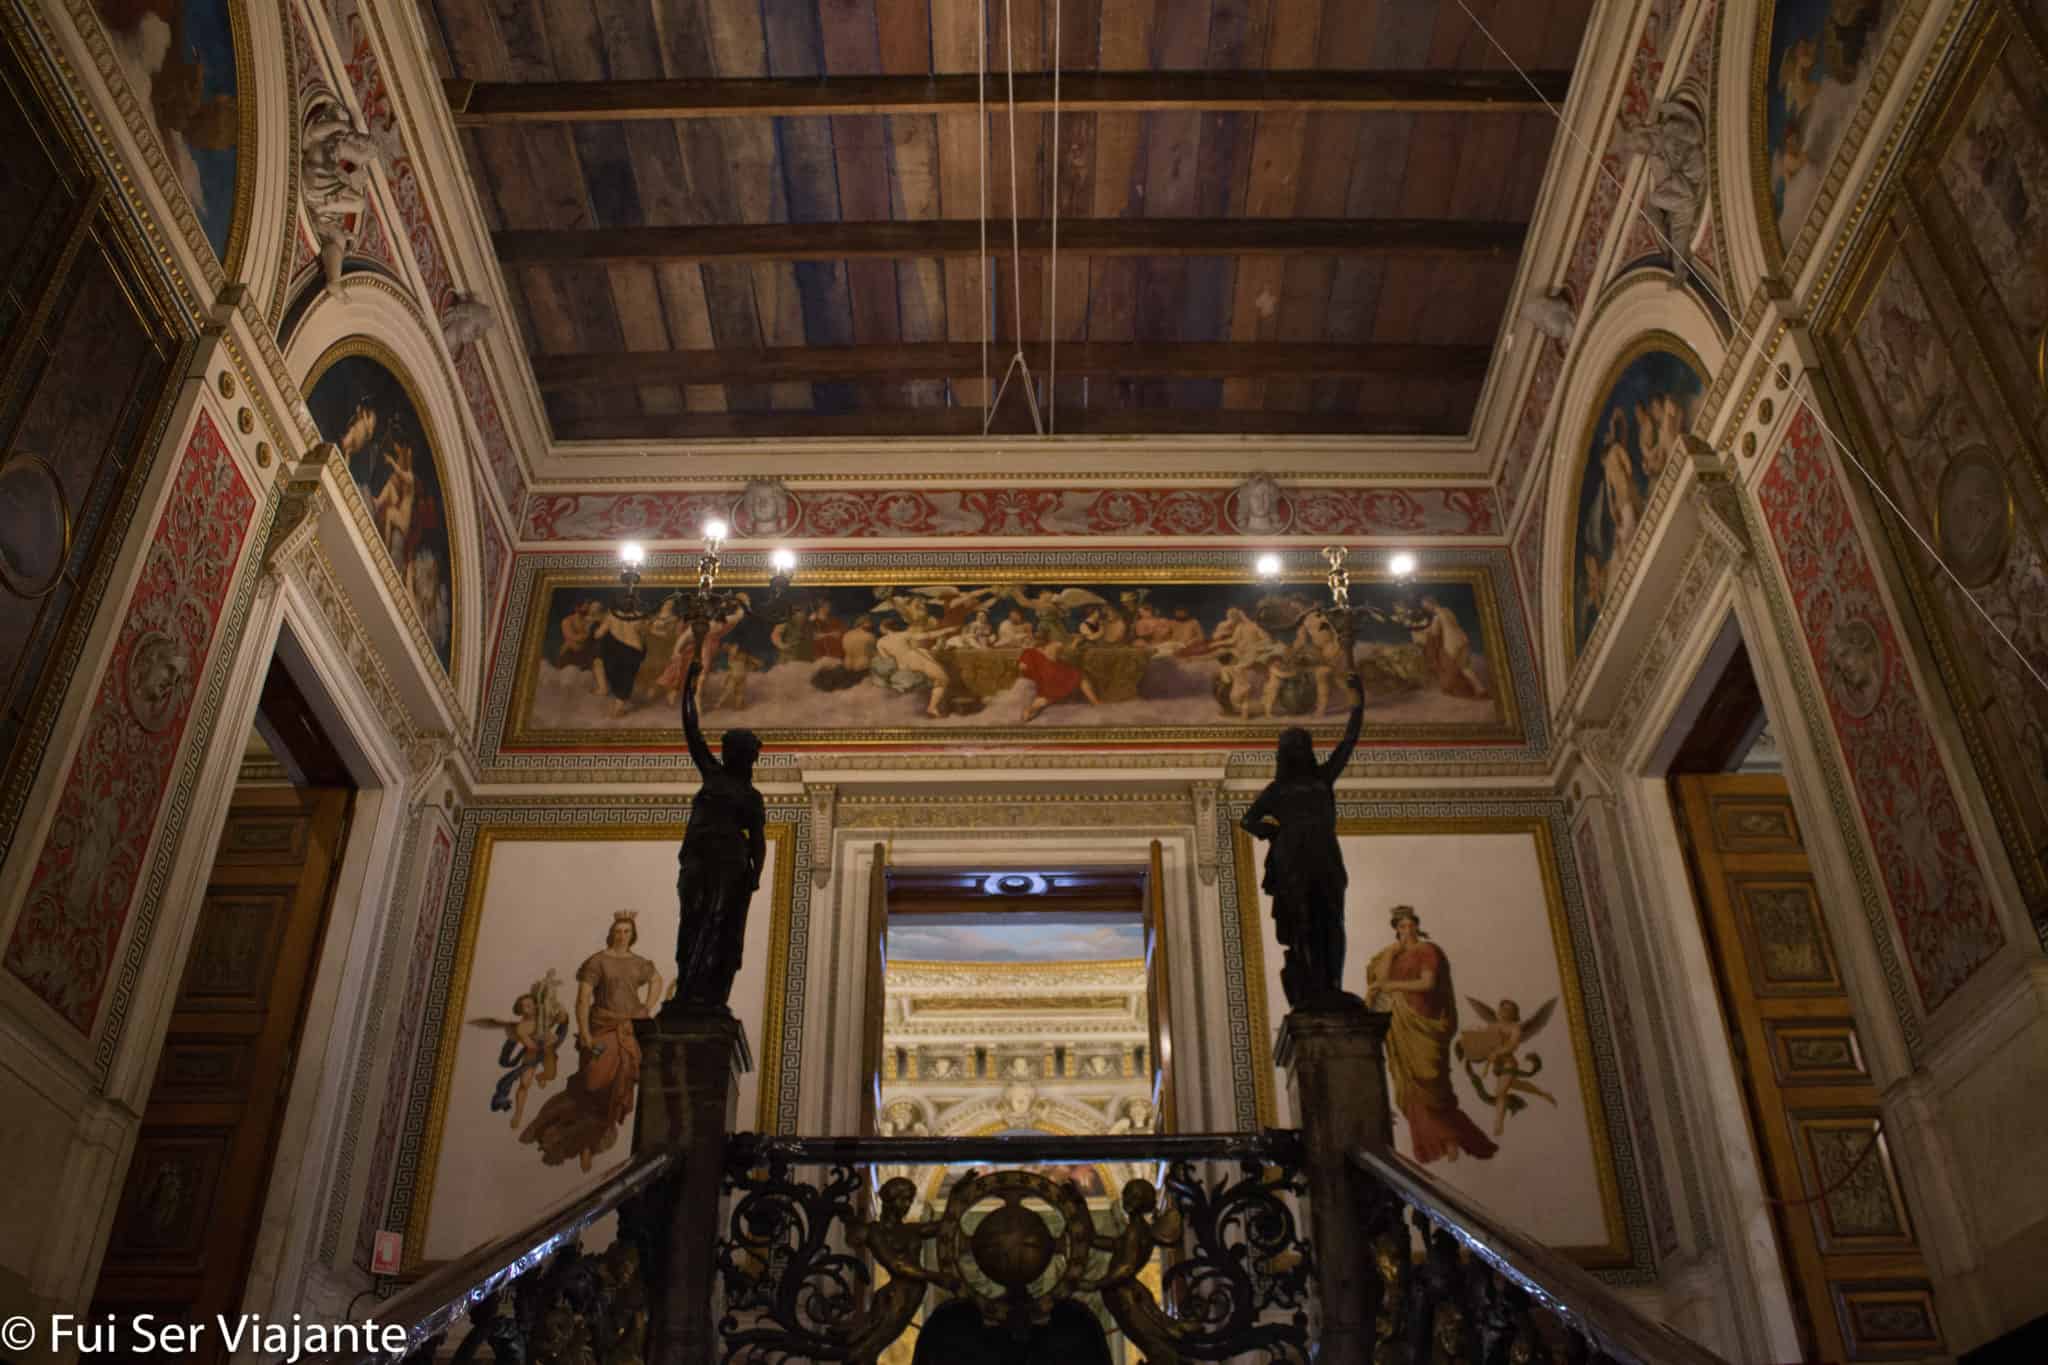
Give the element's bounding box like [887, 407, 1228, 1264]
[88, 651, 358, 1362]
[860, 853, 1175, 1364]
[1666, 637, 1941, 1363]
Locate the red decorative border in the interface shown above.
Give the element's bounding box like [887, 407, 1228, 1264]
[355, 822, 453, 1268]
[1758, 410, 2004, 1009]
[5, 411, 255, 1032]
[522, 483, 1500, 542]
[1515, 500, 1548, 683]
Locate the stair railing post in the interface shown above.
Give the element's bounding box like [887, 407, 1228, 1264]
[633, 1008, 752, 1365]
[1276, 999, 1394, 1365]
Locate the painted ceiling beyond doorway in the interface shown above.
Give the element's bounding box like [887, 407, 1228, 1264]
[887, 913, 1146, 963]
[421, 0, 1595, 445]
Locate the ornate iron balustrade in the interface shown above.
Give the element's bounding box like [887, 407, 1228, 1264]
[716, 1129, 1315, 1364]
[1350, 1146, 1731, 1365]
[307, 1150, 681, 1365]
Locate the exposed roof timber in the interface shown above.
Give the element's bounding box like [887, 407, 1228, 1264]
[446, 69, 1574, 124]
[551, 408, 1464, 441]
[495, 217, 1525, 266]
[532, 341, 1494, 389]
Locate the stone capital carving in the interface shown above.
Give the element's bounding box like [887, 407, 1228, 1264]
[1190, 781, 1219, 886]
[807, 783, 837, 887]
[263, 476, 327, 574]
[1690, 468, 1755, 568]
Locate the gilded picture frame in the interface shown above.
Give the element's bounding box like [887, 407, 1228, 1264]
[500, 559, 1523, 752]
[1231, 812, 1634, 1271]
[303, 336, 462, 682]
[402, 820, 800, 1271]
[1560, 331, 1707, 675]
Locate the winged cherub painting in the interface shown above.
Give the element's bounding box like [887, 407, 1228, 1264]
[470, 969, 570, 1130]
[1455, 996, 1560, 1137]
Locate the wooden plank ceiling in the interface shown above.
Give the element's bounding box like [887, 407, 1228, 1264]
[422, 0, 1594, 443]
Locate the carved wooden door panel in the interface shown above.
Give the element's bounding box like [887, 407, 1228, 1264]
[1676, 774, 1942, 1362]
[91, 785, 351, 1351]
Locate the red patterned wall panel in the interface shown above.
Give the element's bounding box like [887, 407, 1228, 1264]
[5, 410, 256, 1032]
[1757, 409, 2005, 1009]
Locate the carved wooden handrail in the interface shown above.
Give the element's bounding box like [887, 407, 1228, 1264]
[311, 1150, 678, 1365]
[1351, 1145, 1731, 1365]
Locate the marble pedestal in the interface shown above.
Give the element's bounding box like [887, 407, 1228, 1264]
[633, 1008, 752, 1365]
[1276, 999, 1393, 1365]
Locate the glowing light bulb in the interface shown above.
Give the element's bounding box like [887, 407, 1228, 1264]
[619, 541, 645, 567]
[1389, 551, 1417, 577]
[1255, 553, 1283, 578]
[770, 548, 797, 573]
[702, 518, 729, 544]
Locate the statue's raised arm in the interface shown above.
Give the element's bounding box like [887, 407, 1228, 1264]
[680, 646, 720, 779]
[1319, 673, 1365, 784]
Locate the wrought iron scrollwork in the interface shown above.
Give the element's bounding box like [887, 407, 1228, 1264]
[1155, 1155, 1313, 1362]
[712, 1135, 1314, 1365]
[716, 1158, 872, 1362]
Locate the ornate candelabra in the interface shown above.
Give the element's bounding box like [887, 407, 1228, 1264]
[1318, 545, 1417, 651]
[613, 519, 802, 634]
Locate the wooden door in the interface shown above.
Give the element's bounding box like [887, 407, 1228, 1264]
[1142, 840, 1176, 1130]
[92, 785, 352, 1352]
[1675, 774, 1943, 1362]
[861, 842, 888, 1137]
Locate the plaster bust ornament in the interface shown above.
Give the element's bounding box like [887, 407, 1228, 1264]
[1230, 474, 1289, 535]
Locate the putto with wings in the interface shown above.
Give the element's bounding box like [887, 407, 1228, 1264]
[1454, 995, 1560, 1137]
[470, 969, 570, 1129]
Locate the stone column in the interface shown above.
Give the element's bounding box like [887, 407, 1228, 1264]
[633, 1008, 752, 1365]
[1276, 1000, 1393, 1365]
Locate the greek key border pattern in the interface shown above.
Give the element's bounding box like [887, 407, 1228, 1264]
[93, 486, 280, 1081]
[379, 798, 814, 1245]
[476, 547, 1549, 769]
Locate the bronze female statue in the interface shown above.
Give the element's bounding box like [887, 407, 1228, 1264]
[667, 641, 766, 1013]
[1240, 673, 1365, 1009]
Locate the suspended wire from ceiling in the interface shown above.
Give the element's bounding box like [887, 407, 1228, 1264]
[1450, 0, 2048, 699]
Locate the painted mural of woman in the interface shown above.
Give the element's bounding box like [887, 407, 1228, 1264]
[518, 911, 664, 1173]
[1365, 906, 1497, 1164]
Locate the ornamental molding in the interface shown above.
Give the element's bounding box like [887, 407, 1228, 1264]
[807, 783, 837, 887]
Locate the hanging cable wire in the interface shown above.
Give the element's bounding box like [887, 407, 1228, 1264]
[977, 0, 989, 430]
[1048, 0, 1062, 434]
[1449, 0, 2048, 700]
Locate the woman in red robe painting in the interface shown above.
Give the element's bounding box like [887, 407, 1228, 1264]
[1365, 906, 1497, 1163]
[1017, 629, 1100, 721]
[519, 911, 664, 1172]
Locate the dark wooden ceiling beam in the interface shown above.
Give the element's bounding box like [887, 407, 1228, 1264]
[446, 69, 1572, 124]
[532, 341, 1492, 388]
[495, 217, 1524, 265]
[549, 408, 1463, 441]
